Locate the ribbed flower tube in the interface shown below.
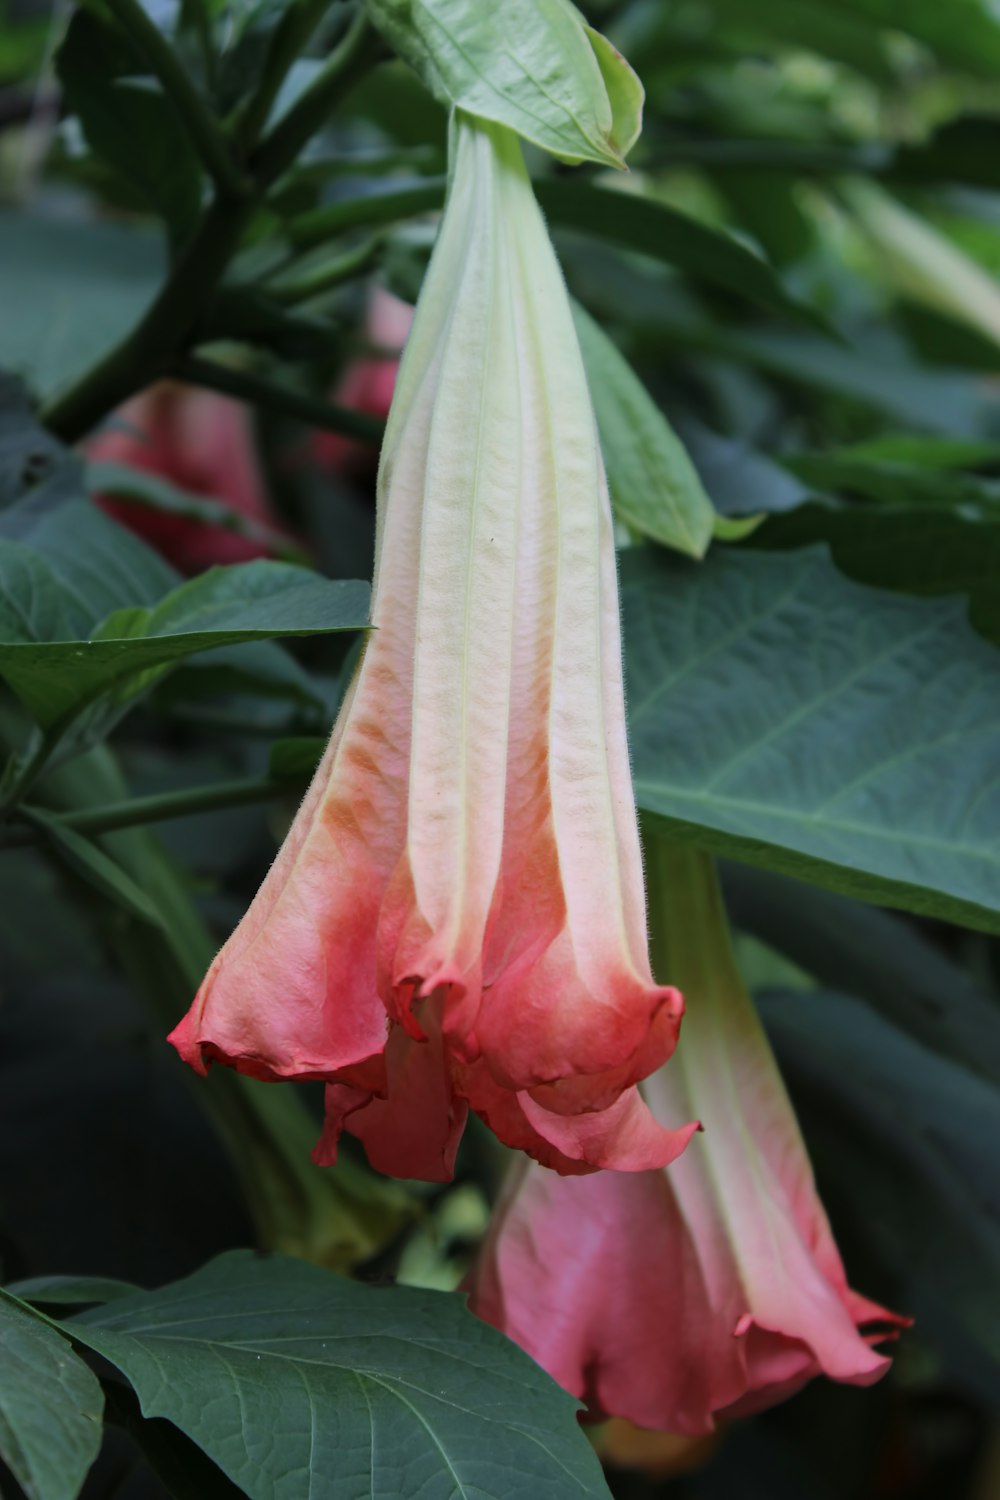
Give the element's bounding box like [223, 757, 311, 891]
[169, 116, 694, 1181]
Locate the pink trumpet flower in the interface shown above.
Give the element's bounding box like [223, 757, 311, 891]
[87, 382, 284, 573]
[468, 842, 908, 1430]
[169, 116, 696, 1182]
[313, 288, 413, 481]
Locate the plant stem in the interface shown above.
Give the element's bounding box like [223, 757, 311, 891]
[249, 7, 384, 187]
[41, 8, 382, 444]
[102, 0, 247, 199]
[234, 0, 336, 150]
[0, 726, 65, 818]
[172, 355, 385, 440]
[42, 195, 255, 441]
[0, 774, 301, 848]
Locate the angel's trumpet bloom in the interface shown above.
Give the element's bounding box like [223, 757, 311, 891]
[169, 116, 695, 1181]
[468, 843, 907, 1430]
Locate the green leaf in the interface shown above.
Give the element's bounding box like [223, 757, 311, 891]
[0, 541, 80, 645]
[841, 434, 1000, 468]
[56, 10, 203, 242]
[288, 178, 447, 250]
[842, 178, 1000, 351]
[829, 0, 1000, 76]
[572, 301, 715, 558]
[678, 418, 813, 518]
[725, 864, 1000, 1084]
[706, 0, 899, 80]
[365, 0, 641, 168]
[680, 322, 995, 434]
[623, 544, 1000, 932]
[268, 735, 326, 780]
[68, 1250, 612, 1500]
[104, 1384, 247, 1500]
[0, 549, 369, 731]
[21, 807, 166, 928]
[779, 450, 1000, 509]
[759, 502, 1000, 649]
[3, 497, 325, 718]
[538, 179, 829, 330]
[0, 213, 163, 400]
[0, 1291, 103, 1500]
[1, 500, 178, 626]
[287, 178, 827, 331]
[8, 1277, 140, 1307]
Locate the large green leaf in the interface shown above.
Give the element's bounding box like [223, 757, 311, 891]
[0, 1292, 103, 1500]
[69, 1250, 612, 1500]
[365, 0, 641, 168]
[0, 549, 369, 730]
[0, 214, 162, 401]
[624, 544, 1000, 931]
[1, 499, 178, 626]
[760, 501, 1000, 648]
[1, 499, 326, 718]
[539, 179, 827, 329]
[572, 301, 715, 557]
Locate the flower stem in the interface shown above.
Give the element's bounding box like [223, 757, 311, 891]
[0, 773, 301, 848]
[248, 8, 383, 187]
[40, 9, 381, 444]
[233, 0, 337, 151]
[172, 355, 385, 440]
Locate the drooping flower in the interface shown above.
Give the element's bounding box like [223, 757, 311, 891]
[168, 116, 695, 1182]
[467, 841, 907, 1431]
[87, 382, 285, 573]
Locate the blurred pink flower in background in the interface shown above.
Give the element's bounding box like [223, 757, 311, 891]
[312, 288, 413, 481]
[467, 843, 908, 1433]
[87, 382, 285, 573]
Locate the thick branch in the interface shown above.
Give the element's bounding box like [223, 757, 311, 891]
[41, 7, 381, 443]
